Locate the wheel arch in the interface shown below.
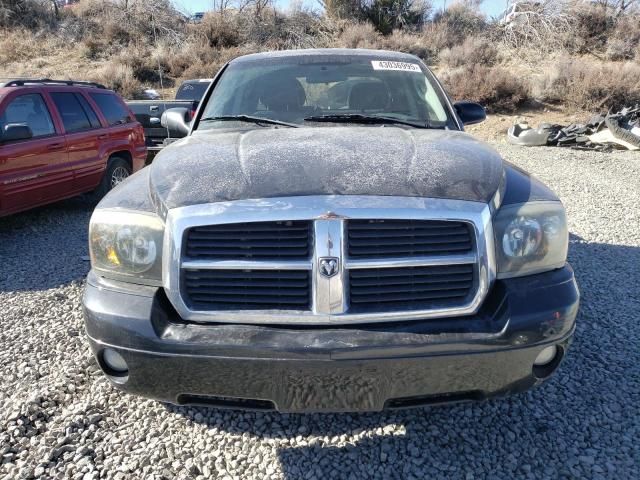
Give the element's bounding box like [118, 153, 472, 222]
[108, 150, 133, 170]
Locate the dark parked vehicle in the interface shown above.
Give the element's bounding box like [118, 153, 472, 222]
[84, 50, 579, 413]
[175, 78, 213, 101]
[126, 79, 212, 158]
[0, 79, 146, 217]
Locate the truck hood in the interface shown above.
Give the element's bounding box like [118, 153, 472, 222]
[149, 126, 504, 211]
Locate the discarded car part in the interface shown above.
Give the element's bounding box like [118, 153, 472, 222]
[507, 123, 551, 146]
[509, 104, 640, 151]
[603, 117, 640, 150]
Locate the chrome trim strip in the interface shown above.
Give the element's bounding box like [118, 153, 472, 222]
[345, 253, 477, 270]
[312, 219, 347, 314]
[163, 195, 495, 325]
[181, 260, 312, 270]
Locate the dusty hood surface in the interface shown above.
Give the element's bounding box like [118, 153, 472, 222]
[149, 126, 503, 210]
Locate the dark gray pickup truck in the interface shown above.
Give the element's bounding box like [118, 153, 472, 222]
[83, 49, 579, 413]
[126, 79, 212, 159]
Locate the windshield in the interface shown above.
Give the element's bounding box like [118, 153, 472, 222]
[197, 55, 452, 129]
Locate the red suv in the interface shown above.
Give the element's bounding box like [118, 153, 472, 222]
[0, 79, 146, 217]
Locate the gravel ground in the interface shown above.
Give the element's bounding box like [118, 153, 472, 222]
[1, 145, 638, 480]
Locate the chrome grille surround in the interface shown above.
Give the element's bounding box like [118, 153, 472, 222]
[163, 196, 495, 325]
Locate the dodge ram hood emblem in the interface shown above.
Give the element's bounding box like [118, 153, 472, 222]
[319, 257, 339, 278]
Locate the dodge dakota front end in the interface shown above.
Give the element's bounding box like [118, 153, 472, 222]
[83, 49, 579, 412]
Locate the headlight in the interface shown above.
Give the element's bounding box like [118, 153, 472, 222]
[89, 209, 164, 284]
[493, 201, 568, 279]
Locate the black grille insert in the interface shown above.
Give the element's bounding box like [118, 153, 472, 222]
[347, 219, 473, 258]
[185, 221, 312, 260]
[182, 269, 311, 310]
[348, 264, 474, 312]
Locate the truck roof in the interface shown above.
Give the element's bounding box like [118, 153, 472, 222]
[230, 48, 422, 64]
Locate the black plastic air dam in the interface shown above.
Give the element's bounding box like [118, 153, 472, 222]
[83, 266, 579, 413]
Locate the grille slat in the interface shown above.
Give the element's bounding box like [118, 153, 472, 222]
[349, 265, 473, 278]
[182, 269, 311, 310]
[347, 234, 470, 244]
[186, 221, 312, 260]
[348, 219, 473, 259]
[348, 264, 475, 312]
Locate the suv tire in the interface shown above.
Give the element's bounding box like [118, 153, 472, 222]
[94, 157, 132, 200]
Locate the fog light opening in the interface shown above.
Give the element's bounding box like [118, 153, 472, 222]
[101, 348, 129, 377]
[532, 344, 564, 379]
[534, 345, 557, 366]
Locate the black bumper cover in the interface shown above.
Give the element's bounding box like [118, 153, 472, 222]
[83, 266, 579, 413]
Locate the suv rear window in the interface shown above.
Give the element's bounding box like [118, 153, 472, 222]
[89, 93, 132, 126]
[50, 92, 97, 133]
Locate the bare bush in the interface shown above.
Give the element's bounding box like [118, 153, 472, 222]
[440, 65, 529, 113]
[605, 14, 640, 60]
[429, 4, 486, 50]
[193, 12, 241, 48]
[89, 61, 145, 98]
[565, 3, 616, 54]
[440, 36, 497, 67]
[0, 27, 66, 64]
[0, 0, 56, 29]
[381, 29, 432, 60]
[334, 22, 383, 48]
[538, 59, 640, 110]
[500, 1, 572, 51]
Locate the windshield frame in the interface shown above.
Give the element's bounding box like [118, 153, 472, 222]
[190, 52, 463, 134]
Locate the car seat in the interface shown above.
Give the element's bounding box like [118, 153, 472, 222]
[348, 81, 390, 111]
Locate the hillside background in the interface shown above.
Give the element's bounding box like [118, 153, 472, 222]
[1, 0, 639, 129]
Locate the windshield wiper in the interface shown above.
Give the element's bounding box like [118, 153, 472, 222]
[304, 114, 438, 129]
[199, 115, 299, 128]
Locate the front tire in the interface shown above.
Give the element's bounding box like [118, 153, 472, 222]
[94, 157, 132, 200]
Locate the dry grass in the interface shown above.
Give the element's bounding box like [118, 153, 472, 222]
[334, 22, 382, 49]
[89, 61, 145, 98]
[440, 36, 498, 67]
[441, 65, 530, 113]
[537, 59, 640, 111]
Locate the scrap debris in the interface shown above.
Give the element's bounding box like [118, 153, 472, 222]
[508, 105, 640, 151]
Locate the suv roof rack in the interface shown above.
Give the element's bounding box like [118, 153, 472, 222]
[1, 78, 107, 89]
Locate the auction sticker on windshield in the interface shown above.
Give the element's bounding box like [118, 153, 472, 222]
[371, 60, 421, 72]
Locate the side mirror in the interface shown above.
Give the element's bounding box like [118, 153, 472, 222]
[1, 124, 33, 143]
[161, 108, 191, 137]
[454, 101, 486, 126]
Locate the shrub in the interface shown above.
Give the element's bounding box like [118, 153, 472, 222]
[382, 30, 432, 60]
[194, 12, 240, 49]
[323, 0, 362, 20]
[604, 15, 640, 61]
[565, 4, 615, 54]
[538, 60, 640, 110]
[0, 0, 56, 29]
[440, 65, 529, 113]
[363, 0, 428, 35]
[0, 28, 38, 63]
[334, 22, 382, 48]
[605, 38, 636, 61]
[440, 36, 497, 67]
[90, 61, 144, 99]
[429, 4, 486, 50]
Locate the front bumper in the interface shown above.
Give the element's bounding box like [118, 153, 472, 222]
[83, 266, 579, 413]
